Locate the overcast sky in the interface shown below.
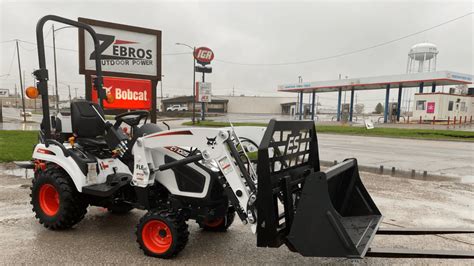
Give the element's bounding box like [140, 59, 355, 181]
[0, 0, 472, 111]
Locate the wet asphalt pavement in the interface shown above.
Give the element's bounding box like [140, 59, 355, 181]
[0, 167, 473, 264]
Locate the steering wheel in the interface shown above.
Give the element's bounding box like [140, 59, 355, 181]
[114, 110, 149, 128]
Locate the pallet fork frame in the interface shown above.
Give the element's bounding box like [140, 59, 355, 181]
[256, 119, 474, 259]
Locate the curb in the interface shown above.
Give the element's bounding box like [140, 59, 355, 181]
[320, 160, 462, 182]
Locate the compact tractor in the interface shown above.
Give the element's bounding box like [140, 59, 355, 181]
[17, 15, 474, 259]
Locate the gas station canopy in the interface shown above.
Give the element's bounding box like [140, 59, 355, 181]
[278, 71, 473, 93]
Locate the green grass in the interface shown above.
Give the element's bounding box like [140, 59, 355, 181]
[0, 130, 38, 162]
[182, 120, 474, 142]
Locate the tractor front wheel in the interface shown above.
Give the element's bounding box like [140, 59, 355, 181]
[200, 207, 236, 232]
[136, 210, 189, 259]
[30, 166, 88, 230]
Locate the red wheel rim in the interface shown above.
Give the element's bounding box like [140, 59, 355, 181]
[142, 220, 173, 254]
[39, 184, 59, 216]
[204, 217, 224, 228]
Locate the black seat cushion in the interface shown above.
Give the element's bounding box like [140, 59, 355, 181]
[76, 137, 108, 148]
[71, 100, 106, 138]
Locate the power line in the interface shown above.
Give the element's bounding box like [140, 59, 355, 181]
[0, 47, 17, 79]
[214, 12, 473, 66]
[0, 39, 16, 44]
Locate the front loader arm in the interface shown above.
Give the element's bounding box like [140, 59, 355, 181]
[131, 127, 256, 224]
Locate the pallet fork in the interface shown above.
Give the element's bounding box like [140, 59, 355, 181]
[256, 119, 474, 259]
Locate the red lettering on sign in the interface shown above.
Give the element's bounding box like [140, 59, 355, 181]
[194, 47, 214, 64]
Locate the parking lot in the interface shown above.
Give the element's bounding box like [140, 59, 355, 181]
[1, 166, 472, 264]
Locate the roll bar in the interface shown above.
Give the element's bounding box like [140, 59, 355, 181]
[34, 15, 105, 140]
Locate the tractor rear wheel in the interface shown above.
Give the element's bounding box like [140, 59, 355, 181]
[31, 166, 88, 230]
[200, 207, 236, 232]
[136, 210, 189, 259]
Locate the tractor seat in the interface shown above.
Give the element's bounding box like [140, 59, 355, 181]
[75, 137, 108, 149]
[71, 100, 106, 144]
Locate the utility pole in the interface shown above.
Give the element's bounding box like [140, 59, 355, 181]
[52, 24, 60, 112]
[16, 40, 26, 122]
[14, 84, 18, 108]
[68, 85, 72, 102]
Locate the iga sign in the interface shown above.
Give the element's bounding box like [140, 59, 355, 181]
[79, 17, 161, 80]
[92, 77, 151, 110]
[194, 47, 214, 65]
[427, 102, 435, 113]
[195, 82, 212, 102]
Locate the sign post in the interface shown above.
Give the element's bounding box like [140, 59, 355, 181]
[78, 18, 161, 122]
[193, 47, 214, 121]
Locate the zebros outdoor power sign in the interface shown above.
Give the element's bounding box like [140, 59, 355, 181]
[79, 18, 161, 80]
[92, 77, 151, 110]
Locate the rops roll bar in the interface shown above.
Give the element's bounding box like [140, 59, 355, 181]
[34, 15, 106, 140]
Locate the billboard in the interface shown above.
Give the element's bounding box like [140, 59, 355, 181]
[91, 77, 151, 110]
[79, 18, 161, 80]
[195, 82, 212, 103]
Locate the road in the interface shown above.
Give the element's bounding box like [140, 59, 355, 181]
[317, 134, 474, 180]
[0, 168, 472, 264]
[1, 111, 473, 179]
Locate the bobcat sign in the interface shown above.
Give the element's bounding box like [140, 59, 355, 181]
[78, 17, 161, 122]
[91, 77, 151, 110]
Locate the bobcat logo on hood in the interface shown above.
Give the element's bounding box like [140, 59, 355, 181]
[206, 137, 217, 148]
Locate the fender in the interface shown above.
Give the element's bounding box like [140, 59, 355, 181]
[32, 144, 88, 192]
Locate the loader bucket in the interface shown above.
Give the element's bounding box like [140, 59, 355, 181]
[256, 120, 382, 258]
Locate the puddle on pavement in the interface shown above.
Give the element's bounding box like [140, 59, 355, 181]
[0, 122, 40, 131]
[0, 163, 33, 179]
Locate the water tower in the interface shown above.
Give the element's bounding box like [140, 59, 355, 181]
[406, 43, 438, 73]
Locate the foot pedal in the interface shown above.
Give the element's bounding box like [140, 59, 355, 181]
[82, 173, 131, 197]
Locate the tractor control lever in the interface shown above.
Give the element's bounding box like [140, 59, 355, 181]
[90, 104, 129, 157]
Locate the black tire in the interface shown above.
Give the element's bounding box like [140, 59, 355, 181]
[200, 207, 236, 232]
[107, 202, 133, 214]
[30, 166, 88, 230]
[136, 210, 189, 259]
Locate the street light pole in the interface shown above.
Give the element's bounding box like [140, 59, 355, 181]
[160, 75, 164, 112]
[192, 47, 196, 124]
[52, 25, 74, 111]
[52, 24, 59, 112]
[176, 43, 196, 124]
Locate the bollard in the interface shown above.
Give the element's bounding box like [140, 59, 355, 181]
[454, 116, 456, 125]
[411, 169, 416, 178]
[432, 116, 435, 125]
[391, 167, 396, 176]
[333, 160, 338, 165]
[379, 165, 384, 174]
[470, 116, 472, 123]
[423, 171, 428, 179]
[465, 116, 467, 123]
[447, 116, 450, 125]
[407, 116, 410, 124]
[419, 116, 422, 124]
